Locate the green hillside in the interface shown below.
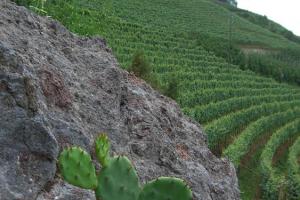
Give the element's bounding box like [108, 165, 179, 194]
[104, 0, 296, 48]
[226, 5, 300, 45]
[16, 0, 300, 199]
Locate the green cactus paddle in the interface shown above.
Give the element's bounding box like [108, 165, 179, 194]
[59, 147, 98, 189]
[138, 177, 193, 200]
[58, 133, 193, 200]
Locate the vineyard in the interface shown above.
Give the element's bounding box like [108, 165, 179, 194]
[17, 0, 300, 199]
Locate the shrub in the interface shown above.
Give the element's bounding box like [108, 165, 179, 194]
[164, 76, 179, 100]
[128, 50, 163, 91]
[128, 50, 152, 80]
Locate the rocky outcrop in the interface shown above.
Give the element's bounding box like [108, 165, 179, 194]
[0, 1, 240, 199]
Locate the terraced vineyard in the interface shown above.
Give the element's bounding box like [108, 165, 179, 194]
[18, 0, 300, 199]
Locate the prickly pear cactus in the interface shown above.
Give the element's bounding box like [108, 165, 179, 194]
[58, 134, 193, 200]
[96, 156, 141, 200]
[59, 147, 98, 189]
[138, 177, 193, 200]
[95, 134, 110, 167]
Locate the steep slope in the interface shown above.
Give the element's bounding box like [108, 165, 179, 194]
[0, 1, 239, 200]
[111, 0, 299, 49]
[226, 4, 300, 45]
[29, 0, 300, 85]
[219, 2, 300, 85]
[9, 0, 300, 199]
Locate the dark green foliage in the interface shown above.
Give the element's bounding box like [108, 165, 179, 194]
[286, 137, 300, 200]
[187, 30, 300, 86]
[287, 180, 300, 200]
[246, 53, 300, 85]
[128, 50, 162, 91]
[128, 51, 152, 80]
[191, 31, 300, 85]
[274, 48, 300, 64]
[13, 0, 32, 6]
[163, 76, 179, 100]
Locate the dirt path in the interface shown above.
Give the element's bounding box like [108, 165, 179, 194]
[239, 45, 277, 55]
[239, 130, 276, 200]
[272, 134, 299, 165]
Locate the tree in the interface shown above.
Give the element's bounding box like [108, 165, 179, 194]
[218, 0, 237, 7]
[229, 0, 237, 7]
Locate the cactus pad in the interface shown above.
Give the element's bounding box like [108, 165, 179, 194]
[138, 177, 193, 200]
[95, 134, 110, 167]
[96, 156, 141, 200]
[59, 147, 98, 189]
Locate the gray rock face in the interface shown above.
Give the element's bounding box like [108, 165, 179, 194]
[0, 1, 240, 199]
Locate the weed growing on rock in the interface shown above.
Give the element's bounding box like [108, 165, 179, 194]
[14, 0, 47, 14]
